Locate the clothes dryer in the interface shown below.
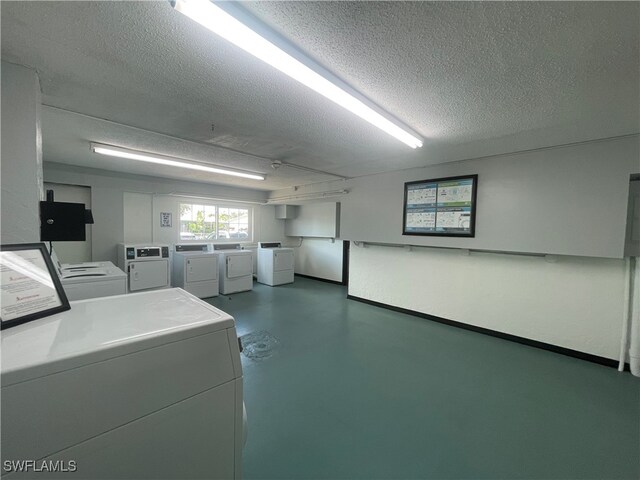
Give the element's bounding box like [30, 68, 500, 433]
[213, 244, 253, 295]
[117, 244, 170, 293]
[257, 242, 294, 286]
[172, 244, 219, 299]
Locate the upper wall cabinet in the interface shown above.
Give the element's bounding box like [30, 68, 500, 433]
[275, 205, 298, 220]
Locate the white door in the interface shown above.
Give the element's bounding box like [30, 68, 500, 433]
[44, 182, 92, 263]
[226, 254, 252, 279]
[274, 250, 294, 272]
[129, 261, 169, 291]
[186, 256, 218, 283]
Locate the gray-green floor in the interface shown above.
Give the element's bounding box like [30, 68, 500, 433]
[208, 277, 640, 479]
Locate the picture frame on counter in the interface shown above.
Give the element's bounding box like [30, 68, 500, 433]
[0, 242, 71, 330]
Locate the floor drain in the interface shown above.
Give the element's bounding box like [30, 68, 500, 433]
[240, 331, 279, 360]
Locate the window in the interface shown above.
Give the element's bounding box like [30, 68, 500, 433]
[179, 203, 252, 242]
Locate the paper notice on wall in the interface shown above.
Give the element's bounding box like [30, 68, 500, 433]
[160, 212, 172, 227]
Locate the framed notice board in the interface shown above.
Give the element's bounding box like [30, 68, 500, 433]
[402, 174, 478, 237]
[1, 243, 71, 330]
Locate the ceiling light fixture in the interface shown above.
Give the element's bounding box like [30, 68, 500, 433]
[266, 189, 349, 204]
[171, 0, 423, 149]
[90, 143, 265, 181]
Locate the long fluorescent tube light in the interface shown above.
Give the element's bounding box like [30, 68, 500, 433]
[171, 0, 423, 149]
[266, 189, 348, 204]
[90, 143, 265, 181]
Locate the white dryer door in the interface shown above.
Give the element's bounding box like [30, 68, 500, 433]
[226, 254, 252, 279]
[186, 256, 218, 283]
[274, 250, 294, 272]
[129, 260, 168, 291]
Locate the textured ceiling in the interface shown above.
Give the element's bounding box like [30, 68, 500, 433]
[2, 1, 638, 191]
[40, 106, 332, 191]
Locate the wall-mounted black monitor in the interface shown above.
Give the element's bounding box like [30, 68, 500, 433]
[40, 201, 87, 241]
[402, 174, 478, 237]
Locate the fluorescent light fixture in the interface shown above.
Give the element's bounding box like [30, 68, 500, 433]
[266, 189, 348, 204]
[171, 0, 423, 149]
[90, 143, 265, 181]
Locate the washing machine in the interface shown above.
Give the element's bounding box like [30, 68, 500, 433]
[1, 288, 245, 479]
[213, 244, 253, 295]
[59, 261, 127, 301]
[257, 242, 295, 286]
[117, 244, 170, 293]
[172, 244, 219, 299]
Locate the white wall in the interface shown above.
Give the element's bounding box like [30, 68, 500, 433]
[268, 136, 639, 358]
[1, 62, 43, 243]
[285, 202, 340, 238]
[295, 238, 343, 282]
[349, 244, 626, 359]
[123, 192, 153, 244]
[297, 135, 637, 259]
[43, 163, 272, 263]
[258, 206, 286, 243]
[152, 195, 186, 246]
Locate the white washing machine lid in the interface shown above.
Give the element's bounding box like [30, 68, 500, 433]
[60, 262, 126, 285]
[0, 289, 234, 386]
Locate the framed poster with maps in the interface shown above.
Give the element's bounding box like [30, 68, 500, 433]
[1, 243, 71, 330]
[403, 175, 478, 237]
